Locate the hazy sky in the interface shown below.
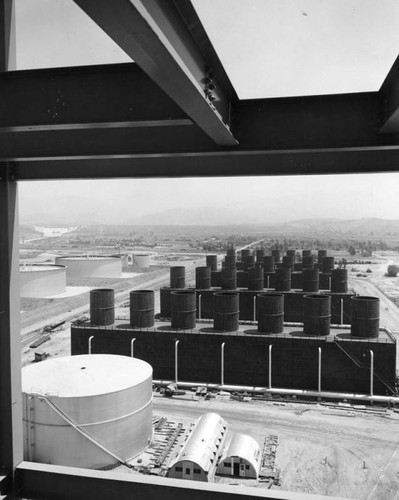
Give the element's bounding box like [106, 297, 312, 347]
[14, 1, 399, 225]
[19, 174, 399, 225]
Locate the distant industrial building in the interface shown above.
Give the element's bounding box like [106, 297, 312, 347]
[20, 263, 67, 298]
[22, 354, 153, 468]
[55, 255, 122, 279]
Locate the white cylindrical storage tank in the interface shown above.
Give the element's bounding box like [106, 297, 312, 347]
[22, 354, 153, 469]
[55, 256, 122, 279]
[20, 264, 66, 298]
[132, 254, 150, 268]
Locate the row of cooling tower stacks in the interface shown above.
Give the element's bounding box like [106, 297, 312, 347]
[89, 288, 380, 338]
[170, 262, 348, 295]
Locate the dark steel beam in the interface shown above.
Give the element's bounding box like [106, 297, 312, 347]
[0, 63, 190, 132]
[73, 0, 237, 146]
[0, 125, 216, 160]
[0, 165, 22, 496]
[16, 462, 339, 500]
[233, 92, 388, 149]
[13, 146, 399, 181]
[380, 55, 399, 134]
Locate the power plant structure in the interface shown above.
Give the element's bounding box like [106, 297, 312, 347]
[22, 354, 153, 469]
[20, 264, 67, 298]
[71, 249, 397, 398]
[55, 255, 122, 280]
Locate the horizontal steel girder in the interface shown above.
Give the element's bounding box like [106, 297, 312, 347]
[73, 0, 237, 146]
[13, 146, 399, 180]
[0, 63, 189, 132]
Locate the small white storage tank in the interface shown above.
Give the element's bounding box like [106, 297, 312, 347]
[132, 254, 150, 268]
[20, 264, 66, 298]
[22, 354, 153, 469]
[55, 256, 122, 279]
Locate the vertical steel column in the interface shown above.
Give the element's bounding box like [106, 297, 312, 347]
[0, 165, 23, 488]
[268, 345, 272, 389]
[221, 342, 225, 385]
[0, 0, 16, 71]
[253, 296, 256, 322]
[370, 350, 374, 396]
[175, 340, 179, 383]
[0, 3, 20, 494]
[340, 299, 344, 325]
[318, 347, 322, 392]
[88, 336, 94, 354]
[198, 294, 202, 320]
[131, 338, 136, 357]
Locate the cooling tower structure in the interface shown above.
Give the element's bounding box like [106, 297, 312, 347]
[257, 293, 284, 333]
[20, 264, 66, 298]
[130, 290, 154, 328]
[206, 255, 218, 272]
[171, 290, 196, 330]
[351, 296, 380, 338]
[132, 253, 150, 268]
[90, 289, 115, 326]
[303, 294, 331, 336]
[331, 268, 348, 293]
[170, 266, 185, 289]
[55, 255, 122, 279]
[195, 266, 211, 289]
[214, 292, 239, 332]
[22, 355, 153, 469]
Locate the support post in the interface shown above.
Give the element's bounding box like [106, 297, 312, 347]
[0, 163, 23, 493]
[175, 340, 179, 383]
[253, 296, 257, 322]
[370, 350, 374, 397]
[221, 342, 225, 386]
[131, 338, 136, 357]
[88, 336, 94, 354]
[0, 0, 16, 71]
[318, 347, 322, 393]
[268, 345, 272, 390]
[198, 294, 201, 320]
[340, 298, 344, 325]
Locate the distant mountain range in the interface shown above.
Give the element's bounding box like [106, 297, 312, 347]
[21, 216, 399, 240]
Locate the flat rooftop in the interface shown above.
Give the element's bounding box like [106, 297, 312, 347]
[74, 319, 395, 344]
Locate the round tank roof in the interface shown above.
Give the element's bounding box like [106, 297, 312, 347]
[22, 354, 152, 398]
[19, 264, 66, 272]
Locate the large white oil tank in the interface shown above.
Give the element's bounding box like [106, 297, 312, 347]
[55, 256, 122, 279]
[20, 264, 66, 298]
[22, 354, 153, 469]
[132, 253, 150, 268]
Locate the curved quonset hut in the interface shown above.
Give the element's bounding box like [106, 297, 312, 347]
[22, 355, 153, 469]
[167, 413, 227, 482]
[20, 264, 66, 298]
[216, 434, 261, 479]
[55, 256, 121, 279]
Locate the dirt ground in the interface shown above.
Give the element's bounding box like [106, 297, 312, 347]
[150, 395, 399, 499]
